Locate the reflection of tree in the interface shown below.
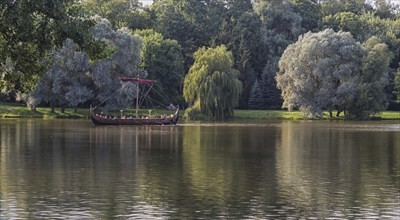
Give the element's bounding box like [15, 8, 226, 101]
[276, 121, 400, 217]
[2, 120, 398, 218]
[181, 124, 279, 218]
[0, 121, 183, 219]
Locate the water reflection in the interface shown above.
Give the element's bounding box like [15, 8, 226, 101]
[0, 119, 399, 219]
[276, 121, 400, 218]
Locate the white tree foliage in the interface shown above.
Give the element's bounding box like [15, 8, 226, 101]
[30, 38, 93, 111]
[277, 29, 391, 119]
[30, 17, 142, 111]
[91, 16, 142, 110]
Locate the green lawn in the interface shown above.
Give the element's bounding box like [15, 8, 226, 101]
[0, 103, 179, 119]
[1, 103, 399, 120]
[0, 103, 89, 119]
[234, 109, 400, 120]
[233, 110, 305, 120]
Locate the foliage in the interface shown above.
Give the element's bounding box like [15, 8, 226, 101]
[90, 16, 142, 110]
[80, 0, 142, 28]
[319, 0, 373, 16]
[29, 39, 93, 112]
[134, 29, 184, 102]
[347, 36, 392, 118]
[393, 67, 400, 103]
[252, 0, 307, 110]
[2, 103, 399, 120]
[228, 11, 264, 109]
[260, 60, 282, 110]
[254, 0, 305, 57]
[248, 79, 263, 110]
[150, 0, 225, 72]
[183, 45, 242, 120]
[249, 60, 282, 110]
[1, 0, 400, 116]
[277, 29, 391, 119]
[323, 11, 400, 108]
[30, 17, 142, 111]
[292, 0, 322, 32]
[0, 0, 94, 95]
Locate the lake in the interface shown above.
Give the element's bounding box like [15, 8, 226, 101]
[0, 119, 399, 219]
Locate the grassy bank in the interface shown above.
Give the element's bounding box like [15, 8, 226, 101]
[0, 103, 90, 119]
[0, 103, 179, 119]
[1, 103, 399, 120]
[234, 110, 400, 120]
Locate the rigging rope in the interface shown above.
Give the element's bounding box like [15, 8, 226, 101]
[92, 83, 127, 110]
[92, 80, 176, 112]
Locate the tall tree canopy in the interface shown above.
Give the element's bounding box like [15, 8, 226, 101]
[395, 68, 400, 103]
[183, 45, 242, 120]
[80, 0, 143, 28]
[0, 0, 94, 95]
[276, 29, 391, 119]
[29, 39, 92, 112]
[90, 16, 142, 110]
[30, 17, 142, 111]
[1, 0, 399, 114]
[134, 29, 184, 102]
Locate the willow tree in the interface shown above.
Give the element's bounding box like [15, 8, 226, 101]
[183, 45, 242, 120]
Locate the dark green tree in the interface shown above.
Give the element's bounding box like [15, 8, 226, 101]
[150, 0, 226, 72]
[248, 79, 264, 110]
[0, 0, 94, 96]
[319, 0, 373, 16]
[260, 60, 282, 110]
[80, 0, 142, 28]
[253, 0, 305, 110]
[230, 12, 264, 109]
[292, 0, 322, 31]
[371, 0, 399, 19]
[134, 29, 185, 102]
[394, 68, 400, 103]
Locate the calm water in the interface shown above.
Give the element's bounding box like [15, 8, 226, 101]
[0, 119, 399, 219]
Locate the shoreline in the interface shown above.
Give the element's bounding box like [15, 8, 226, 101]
[1, 103, 399, 120]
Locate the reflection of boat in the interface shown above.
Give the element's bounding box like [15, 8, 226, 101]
[91, 77, 180, 126]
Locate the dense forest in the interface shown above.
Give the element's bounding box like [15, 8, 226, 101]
[1, 0, 399, 118]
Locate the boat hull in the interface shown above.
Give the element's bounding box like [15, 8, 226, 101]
[91, 108, 179, 126]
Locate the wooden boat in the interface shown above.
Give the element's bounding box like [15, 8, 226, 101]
[90, 107, 179, 126]
[90, 77, 180, 126]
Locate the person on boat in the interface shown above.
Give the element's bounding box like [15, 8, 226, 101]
[167, 103, 176, 110]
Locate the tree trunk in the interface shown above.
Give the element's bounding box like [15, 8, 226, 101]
[74, 107, 78, 113]
[51, 104, 55, 113]
[336, 110, 342, 117]
[61, 106, 65, 113]
[329, 111, 333, 118]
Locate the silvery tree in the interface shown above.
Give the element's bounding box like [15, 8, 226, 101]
[30, 39, 93, 112]
[91, 16, 142, 110]
[276, 29, 391, 119]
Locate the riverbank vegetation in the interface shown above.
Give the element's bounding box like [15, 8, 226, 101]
[1, 0, 400, 120]
[1, 103, 399, 120]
